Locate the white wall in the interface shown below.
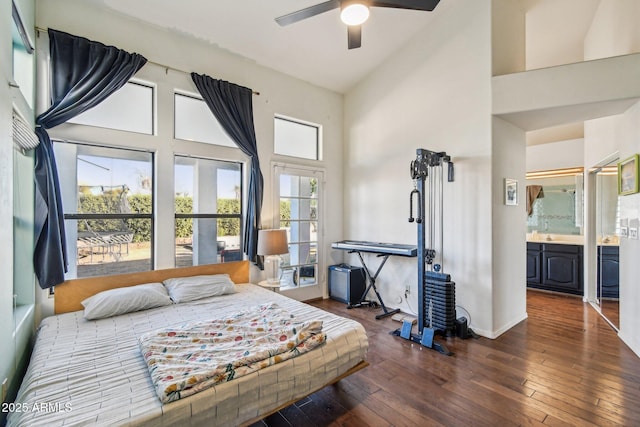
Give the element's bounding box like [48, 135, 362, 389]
[614, 103, 640, 357]
[492, 117, 527, 334]
[584, 0, 640, 61]
[526, 138, 585, 171]
[343, 0, 498, 337]
[36, 0, 344, 314]
[492, 0, 525, 76]
[490, 0, 529, 336]
[583, 0, 640, 357]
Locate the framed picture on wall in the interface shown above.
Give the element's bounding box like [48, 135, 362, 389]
[504, 178, 518, 206]
[618, 154, 639, 196]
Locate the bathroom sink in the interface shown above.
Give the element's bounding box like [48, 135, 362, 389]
[527, 234, 584, 245]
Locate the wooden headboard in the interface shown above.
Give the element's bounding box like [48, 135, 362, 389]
[54, 260, 250, 314]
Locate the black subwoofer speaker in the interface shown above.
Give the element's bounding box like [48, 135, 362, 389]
[328, 264, 366, 305]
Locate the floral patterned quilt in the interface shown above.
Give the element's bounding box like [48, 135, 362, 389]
[138, 302, 326, 403]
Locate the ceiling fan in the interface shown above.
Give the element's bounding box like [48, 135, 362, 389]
[275, 0, 441, 49]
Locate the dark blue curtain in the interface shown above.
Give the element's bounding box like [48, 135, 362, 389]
[34, 29, 147, 288]
[191, 73, 263, 264]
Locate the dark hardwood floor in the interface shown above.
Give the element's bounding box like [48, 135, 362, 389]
[250, 290, 640, 427]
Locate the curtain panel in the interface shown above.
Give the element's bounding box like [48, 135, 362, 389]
[190, 73, 263, 265]
[34, 29, 147, 288]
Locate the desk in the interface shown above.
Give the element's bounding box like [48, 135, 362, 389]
[331, 240, 417, 319]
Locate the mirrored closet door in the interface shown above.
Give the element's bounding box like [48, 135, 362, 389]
[594, 161, 620, 329]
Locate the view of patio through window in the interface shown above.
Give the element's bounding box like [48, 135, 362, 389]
[55, 142, 154, 278]
[174, 156, 243, 267]
[276, 167, 321, 288]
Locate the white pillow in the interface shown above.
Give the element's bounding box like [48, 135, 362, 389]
[163, 274, 236, 303]
[81, 282, 172, 320]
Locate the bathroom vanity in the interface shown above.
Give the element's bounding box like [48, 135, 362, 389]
[526, 240, 583, 295]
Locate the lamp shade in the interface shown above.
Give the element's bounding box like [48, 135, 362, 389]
[257, 229, 289, 256]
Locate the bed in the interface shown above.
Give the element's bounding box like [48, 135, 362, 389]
[8, 261, 369, 426]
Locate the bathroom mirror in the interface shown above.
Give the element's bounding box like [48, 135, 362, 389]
[526, 169, 584, 236]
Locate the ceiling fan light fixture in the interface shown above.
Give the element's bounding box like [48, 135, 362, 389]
[340, 3, 369, 26]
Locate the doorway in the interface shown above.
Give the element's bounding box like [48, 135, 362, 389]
[273, 164, 323, 290]
[592, 159, 620, 329]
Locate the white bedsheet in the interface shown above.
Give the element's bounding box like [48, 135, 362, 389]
[8, 284, 368, 427]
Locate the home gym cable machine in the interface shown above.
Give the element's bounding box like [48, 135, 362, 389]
[392, 148, 456, 355]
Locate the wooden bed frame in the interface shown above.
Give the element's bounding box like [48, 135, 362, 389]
[240, 361, 368, 426]
[54, 260, 250, 314]
[51, 260, 368, 425]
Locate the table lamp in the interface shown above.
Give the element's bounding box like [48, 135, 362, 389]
[257, 229, 289, 284]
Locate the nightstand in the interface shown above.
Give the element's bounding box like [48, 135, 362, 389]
[258, 281, 281, 292]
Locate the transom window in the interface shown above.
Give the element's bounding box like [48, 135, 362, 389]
[274, 116, 320, 160]
[174, 93, 236, 147]
[68, 81, 155, 135]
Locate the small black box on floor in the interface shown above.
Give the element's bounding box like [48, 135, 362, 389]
[328, 264, 366, 305]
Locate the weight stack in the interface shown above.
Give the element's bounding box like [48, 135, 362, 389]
[423, 273, 456, 337]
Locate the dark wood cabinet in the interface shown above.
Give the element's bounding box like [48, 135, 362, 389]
[526, 243, 542, 285]
[527, 242, 583, 295]
[597, 245, 619, 299]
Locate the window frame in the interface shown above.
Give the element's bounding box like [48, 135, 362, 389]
[41, 59, 249, 280]
[56, 140, 156, 279]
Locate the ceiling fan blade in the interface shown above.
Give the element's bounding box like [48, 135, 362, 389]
[347, 25, 362, 49]
[275, 0, 341, 26]
[371, 0, 441, 11]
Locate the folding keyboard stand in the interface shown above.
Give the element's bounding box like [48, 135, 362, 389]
[348, 250, 401, 320]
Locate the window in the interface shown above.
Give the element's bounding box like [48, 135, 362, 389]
[55, 142, 154, 279]
[175, 156, 243, 266]
[13, 135, 35, 311]
[44, 63, 249, 279]
[174, 93, 235, 147]
[68, 81, 155, 134]
[12, 0, 35, 108]
[274, 116, 320, 160]
[275, 165, 322, 288]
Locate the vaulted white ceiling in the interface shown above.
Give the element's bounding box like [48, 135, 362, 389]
[91, 0, 600, 95]
[94, 0, 445, 93]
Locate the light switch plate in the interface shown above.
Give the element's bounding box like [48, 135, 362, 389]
[630, 227, 638, 239]
[621, 218, 629, 238]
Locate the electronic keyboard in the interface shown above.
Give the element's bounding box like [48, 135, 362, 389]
[331, 240, 417, 257]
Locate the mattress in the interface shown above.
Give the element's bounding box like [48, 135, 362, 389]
[8, 284, 368, 427]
